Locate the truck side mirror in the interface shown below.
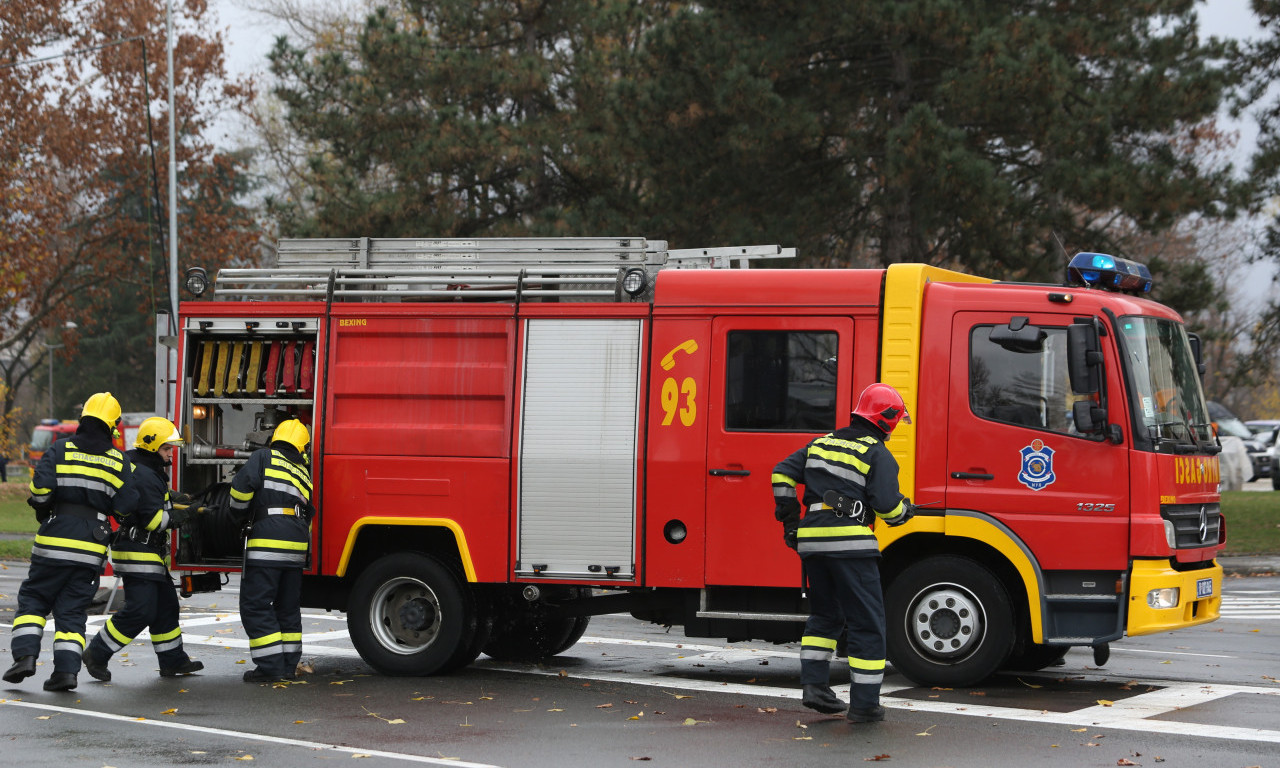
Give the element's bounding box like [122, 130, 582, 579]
[1072, 399, 1108, 434]
[1067, 322, 1102, 395]
[989, 316, 1046, 353]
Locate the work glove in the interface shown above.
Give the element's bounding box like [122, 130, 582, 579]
[168, 505, 192, 527]
[169, 491, 194, 505]
[782, 520, 799, 550]
[32, 505, 52, 524]
[885, 498, 915, 527]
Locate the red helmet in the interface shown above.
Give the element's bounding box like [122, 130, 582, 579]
[852, 383, 910, 434]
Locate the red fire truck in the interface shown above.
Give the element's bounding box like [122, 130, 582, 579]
[166, 238, 1224, 686]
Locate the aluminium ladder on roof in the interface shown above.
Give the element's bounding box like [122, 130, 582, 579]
[213, 237, 795, 302]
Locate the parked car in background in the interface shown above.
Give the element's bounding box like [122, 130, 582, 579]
[1246, 419, 1280, 439]
[1210, 402, 1271, 482]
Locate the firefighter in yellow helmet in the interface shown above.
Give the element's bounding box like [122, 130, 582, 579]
[83, 417, 204, 682]
[4, 392, 137, 692]
[771, 383, 915, 723]
[228, 418, 315, 682]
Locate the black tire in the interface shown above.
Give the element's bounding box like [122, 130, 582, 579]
[1272, 471, 1279, 491]
[348, 553, 479, 676]
[1001, 641, 1069, 672]
[483, 587, 591, 662]
[886, 555, 1015, 687]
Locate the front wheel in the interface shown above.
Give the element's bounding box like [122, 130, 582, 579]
[886, 555, 1014, 687]
[348, 552, 479, 676]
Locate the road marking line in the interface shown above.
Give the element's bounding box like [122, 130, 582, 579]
[0, 698, 502, 767]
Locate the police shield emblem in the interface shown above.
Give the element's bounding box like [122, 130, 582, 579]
[1018, 439, 1056, 491]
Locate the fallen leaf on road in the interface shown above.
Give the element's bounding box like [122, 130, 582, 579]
[1097, 700, 1115, 707]
[915, 726, 935, 736]
[161, 708, 177, 716]
[596, 703, 614, 709]
[1016, 678, 1042, 689]
[757, 707, 777, 714]
[1116, 760, 1139, 766]
[864, 754, 891, 762]
[629, 756, 652, 761]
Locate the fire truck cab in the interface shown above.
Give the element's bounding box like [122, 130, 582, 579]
[165, 239, 1224, 686]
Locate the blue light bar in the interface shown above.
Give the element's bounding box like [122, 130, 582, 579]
[1066, 252, 1153, 295]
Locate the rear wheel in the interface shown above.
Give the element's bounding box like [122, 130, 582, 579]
[1001, 641, 1069, 672]
[886, 555, 1015, 687]
[483, 587, 592, 662]
[348, 553, 479, 676]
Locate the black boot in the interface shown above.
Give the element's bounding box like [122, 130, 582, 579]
[83, 650, 111, 682]
[802, 683, 847, 714]
[242, 667, 285, 683]
[43, 672, 77, 691]
[3, 655, 37, 684]
[846, 704, 886, 723]
[160, 659, 204, 677]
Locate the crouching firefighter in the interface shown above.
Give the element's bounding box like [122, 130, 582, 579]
[4, 393, 136, 692]
[229, 419, 315, 683]
[771, 383, 916, 723]
[84, 417, 204, 681]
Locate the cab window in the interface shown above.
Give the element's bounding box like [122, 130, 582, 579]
[725, 331, 837, 431]
[970, 325, 1079, 434]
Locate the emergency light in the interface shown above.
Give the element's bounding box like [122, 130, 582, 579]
[1066, 252, 1153, 295]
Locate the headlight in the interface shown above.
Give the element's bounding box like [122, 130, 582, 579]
[1147, 588, 1180, 609]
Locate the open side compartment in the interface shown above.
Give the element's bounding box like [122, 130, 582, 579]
[174, 316, 320, 569]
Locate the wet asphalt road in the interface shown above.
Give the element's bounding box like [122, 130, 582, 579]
[1, 564, 1278, 768]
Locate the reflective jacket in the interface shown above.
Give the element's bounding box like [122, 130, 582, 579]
[27, 419, 136, 570]
[109, 449, 177, 582]
[771, 417, 909, 558]
[229, 442, 313, 568]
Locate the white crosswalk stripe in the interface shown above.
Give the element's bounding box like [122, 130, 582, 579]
[1219, 594, 1280, 620]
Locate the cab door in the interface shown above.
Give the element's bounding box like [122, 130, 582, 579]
[944, 311, 1129, 570]
[704, 316, 854, 587]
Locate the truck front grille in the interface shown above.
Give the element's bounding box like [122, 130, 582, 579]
[1160, 503, 1222, 549]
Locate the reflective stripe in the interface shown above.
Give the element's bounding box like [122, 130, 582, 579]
[852, 671, 884, 685]
[774, 486, 798, 499]
[848, 657, 886, 671]
[808, 444, 871, 473]
[771, 473, 797, 488]
[63, 450, 125, 472]
[250, 632, 283, 648]
[801, 636, 838, 650]
[55, 474, 119, 497]
[111, 560, 169, 577]
[263, 477, 307, 501]
[805, 455, 867, 486]
[797, 525, 873, 538]
[13, 615, 47, 629]
[151, 627, 181, 643]
[230, 486, 253, 502]
[111, 549, 167, 565]
[34, 534, 108, 555]
[796, 539, 880, 554]
[54, 631, 85, 647]
[105, 618, 133, 647]
[246, 550, 307, 565]
[800, 649, 833, 661]
[264, 507, 300, 516]
[247, 538, 308, 550]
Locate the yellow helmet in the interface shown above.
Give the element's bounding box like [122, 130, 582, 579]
[272, 419, 310, 452]
[135, 417, 184, 452]
[82, 392, 122, 425]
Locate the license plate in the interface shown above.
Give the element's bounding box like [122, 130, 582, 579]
[1196, 578, 1214, 599]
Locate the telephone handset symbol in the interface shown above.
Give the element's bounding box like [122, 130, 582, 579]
[661, 340, 699, 370]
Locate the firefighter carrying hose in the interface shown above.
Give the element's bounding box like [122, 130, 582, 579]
[83, 417, 205, 681]
[771, 383, 915, 722]
[229, 419, 314, 683]
[4, 393, 137, 692]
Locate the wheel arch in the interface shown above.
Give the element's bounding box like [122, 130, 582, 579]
[882, 511, 1047, 643]
[337, 518, 475, 585]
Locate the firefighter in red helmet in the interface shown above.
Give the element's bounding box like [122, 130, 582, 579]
[771, 383, 915, 722]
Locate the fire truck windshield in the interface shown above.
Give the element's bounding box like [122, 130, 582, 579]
[29, 428, 56, 451]
[1117, 316, 1213, 448]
